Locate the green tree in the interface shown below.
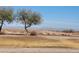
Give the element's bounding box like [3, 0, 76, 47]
[17, 9, 42, 32]
[0, 7, 13, 32]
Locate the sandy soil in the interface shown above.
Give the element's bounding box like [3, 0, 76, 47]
[0, 29, 79, 53]
[0, 34, 79, 39]
[0, 35, 79, 52]
[38, 35, 79, 40]
[0, 48, 79, 53]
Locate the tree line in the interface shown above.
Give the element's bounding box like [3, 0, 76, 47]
[0, 7, 42, 32]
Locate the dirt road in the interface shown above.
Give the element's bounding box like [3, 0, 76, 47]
[0, 48, 79, 53]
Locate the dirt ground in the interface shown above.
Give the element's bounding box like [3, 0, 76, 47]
[0, 29, 79, 52]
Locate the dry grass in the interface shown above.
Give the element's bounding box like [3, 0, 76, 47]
[0, 36, 79, 49]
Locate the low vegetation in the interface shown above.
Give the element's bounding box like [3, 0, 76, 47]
[62, 29, 74, 33]
[30, 31, 37, 36]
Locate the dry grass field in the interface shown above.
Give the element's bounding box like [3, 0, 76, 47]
[0, 29, 79, 50]
[0, 35, 79, 49]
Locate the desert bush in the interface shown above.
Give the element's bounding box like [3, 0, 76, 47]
[30, 31, 37, 36]
[62, 29, 74, 33]
[47, 33, 50, 35]
[60, 34, 66, 36]
[60, 33, 71, 36]
[0, 32, 5, 35]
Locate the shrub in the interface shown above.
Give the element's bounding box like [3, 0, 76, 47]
[62, 29, 74, 33]
[30, 31, 37, 36]
[0, 32, 5, 35]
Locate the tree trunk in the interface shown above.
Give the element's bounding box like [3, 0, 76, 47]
[0, 20, 4, 32]
[22, 16, 31, 33]
[25, 23, 31, 33]
[25, 25, 28, 32]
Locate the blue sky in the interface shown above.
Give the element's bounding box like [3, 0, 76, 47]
[4, 6, 79, 30]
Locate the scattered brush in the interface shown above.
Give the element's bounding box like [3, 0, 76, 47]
[62, 29, 74, 33]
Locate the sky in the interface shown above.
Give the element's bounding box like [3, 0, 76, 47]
[3, 6, 79, 30]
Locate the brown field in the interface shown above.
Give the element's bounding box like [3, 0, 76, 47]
[0, 29, 79, 52]
[0, 35, 79, 49]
